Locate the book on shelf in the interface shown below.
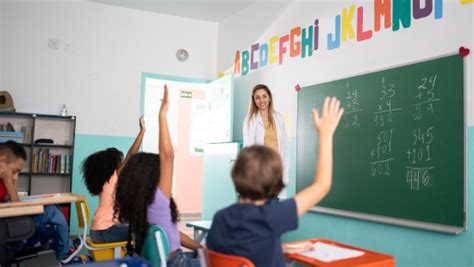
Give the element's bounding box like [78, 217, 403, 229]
[6, 122, 15, 131]
[32, 149, 71, 174]
[0, 122, 32, 144]
[21, 126, 32, 144]
[0, 130, 24, 143]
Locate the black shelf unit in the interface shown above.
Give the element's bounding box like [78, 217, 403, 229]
[0, 112, 76, 195]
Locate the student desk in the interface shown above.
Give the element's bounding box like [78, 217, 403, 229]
[0, 193, 84, 209]
[185, 220, 212, 243]
[0, 193, 85, 267]
[285, 239, 395, 267]
[0, 205, 44, 218]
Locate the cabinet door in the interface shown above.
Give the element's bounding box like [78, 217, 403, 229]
[201, 142, 241, 220]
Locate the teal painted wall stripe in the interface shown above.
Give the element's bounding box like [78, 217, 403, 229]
[69, 134, 135, 234]
[282, 126, 474, 267]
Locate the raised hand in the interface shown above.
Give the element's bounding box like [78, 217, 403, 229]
[158, 83, 174, 198]
[139, 115, 145, 132]
[159, 84, 169, 116]
[312, 97, 344, 138]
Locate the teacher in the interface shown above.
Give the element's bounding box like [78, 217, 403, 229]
[242, 84, 289, 198]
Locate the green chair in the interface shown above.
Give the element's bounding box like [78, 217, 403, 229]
[141, 225, 170, 267]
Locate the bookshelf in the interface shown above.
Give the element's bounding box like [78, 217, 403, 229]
[0, 112, 76, 196]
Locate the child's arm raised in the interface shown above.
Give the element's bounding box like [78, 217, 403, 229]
[158, 84, 174, 198]
[295, 97, 343, 216]
[117, 116, 146, 175]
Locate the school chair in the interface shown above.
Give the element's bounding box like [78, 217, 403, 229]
[74, 199, 128, 261]
[0, 216, 42, 267]
[206, 249, 254, 267]
[141, 225, 169, 267]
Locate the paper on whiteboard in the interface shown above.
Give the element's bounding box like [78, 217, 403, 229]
[298, 242, 365, 262]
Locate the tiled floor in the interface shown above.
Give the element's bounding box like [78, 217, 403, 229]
[12, 249, 59, 267]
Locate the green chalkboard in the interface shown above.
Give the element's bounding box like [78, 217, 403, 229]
[296, 55, 465, 233]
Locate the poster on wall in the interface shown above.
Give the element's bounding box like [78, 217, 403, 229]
[189, 100, 207, 155]
[141, 74, 233, 155]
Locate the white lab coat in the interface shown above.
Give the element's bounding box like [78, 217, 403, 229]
[243, 111, 289, 198]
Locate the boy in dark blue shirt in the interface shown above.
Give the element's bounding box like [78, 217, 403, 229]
[207, 97, 344, 266]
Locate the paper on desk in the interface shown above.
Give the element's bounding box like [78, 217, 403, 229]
[20, 193, 61, 202]
[298, 242, 365, 262]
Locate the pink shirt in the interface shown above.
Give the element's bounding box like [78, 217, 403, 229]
[91, 172, 119, 230]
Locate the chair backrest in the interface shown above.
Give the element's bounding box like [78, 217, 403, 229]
[141, 225, 170, 267]
[3, 216, 36, 242]
[207, 249, 254, 267]
[75, 199, 90, 230]
[72, 199, 128, 261]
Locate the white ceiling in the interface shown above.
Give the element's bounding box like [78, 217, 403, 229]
[91, 0, 258, 22]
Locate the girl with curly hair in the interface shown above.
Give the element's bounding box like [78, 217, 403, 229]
[81, 116, 145, 243]
[114, 85, 201, 266]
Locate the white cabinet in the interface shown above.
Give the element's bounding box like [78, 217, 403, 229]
[201, 142, 241, 220]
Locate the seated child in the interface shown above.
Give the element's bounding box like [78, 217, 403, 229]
[114, 85, 201, 266]
[81, 116, 145, 243]
[206, 97, 344, 266]
[0, 141, 90, 264]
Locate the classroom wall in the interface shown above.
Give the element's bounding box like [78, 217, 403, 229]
[0, 0, 218, 232]
[217, 1, 474, 266]
[1, 0, 217, 137]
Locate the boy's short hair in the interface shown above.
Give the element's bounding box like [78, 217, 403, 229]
[231, 145, 284, 200]
[0, 141, 27, 161]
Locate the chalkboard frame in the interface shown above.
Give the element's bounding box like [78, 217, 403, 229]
[296, 53, 466, 234]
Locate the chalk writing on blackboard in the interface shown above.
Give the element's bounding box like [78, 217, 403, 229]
[342, 83, 363, 129]
[370, 78, 401, 177]
[412, 74, 440, 120]
[406, 74, 439, 191]
[297, 55, 465, 233]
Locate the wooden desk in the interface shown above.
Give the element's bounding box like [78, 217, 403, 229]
[0, 193, 85, 267]
[185, 220, 212, 243]
[0, 205, 44, 218]
[0, 193, 85, 209]
[285, 239, 395, 267]
[0, 193, 85, 219]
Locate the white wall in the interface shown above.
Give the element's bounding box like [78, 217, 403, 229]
[218, 2, 474, 142]
[1, 0, 218, 136]
[217, 2, 291, 71]
[217, 1, 474, 266]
